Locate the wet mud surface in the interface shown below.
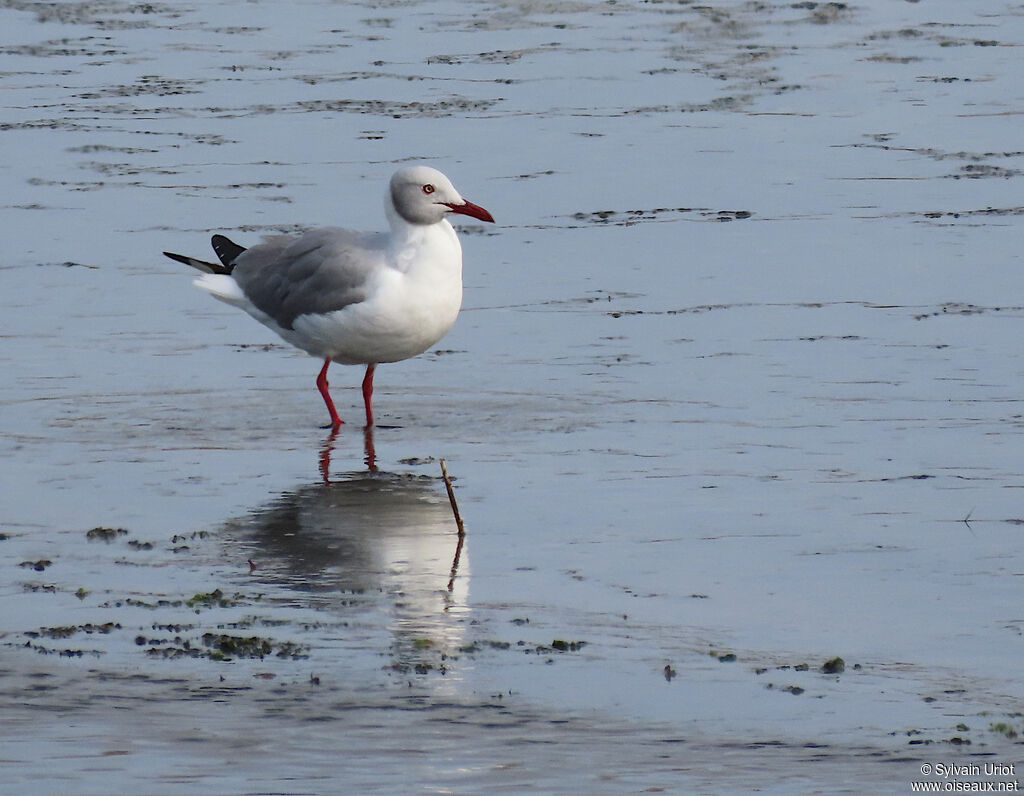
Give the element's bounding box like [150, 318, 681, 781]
[3, 0, 1024, 792]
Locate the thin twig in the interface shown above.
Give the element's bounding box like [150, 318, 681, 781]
[440, 458, 465, 537]
[441, 458, 466, 592]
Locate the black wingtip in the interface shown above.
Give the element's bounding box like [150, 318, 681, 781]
[211, 234, 246, 271]
[163, 250, 193, 266]
[163, 250, 229, 275]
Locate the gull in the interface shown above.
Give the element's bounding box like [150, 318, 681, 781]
[164, 165, 494, 429]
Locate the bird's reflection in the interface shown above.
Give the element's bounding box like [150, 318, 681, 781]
[319, 425, 377, 482]
[221, 469, 469, 671]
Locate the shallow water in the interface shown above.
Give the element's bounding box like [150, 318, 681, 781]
[3, 0, 1024, 792]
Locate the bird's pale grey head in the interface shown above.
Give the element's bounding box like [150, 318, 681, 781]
[388, 165, 494, 226]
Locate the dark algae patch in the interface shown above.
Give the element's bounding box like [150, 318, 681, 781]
[26, 622, 121, 639]
[141, 632, 308, 661]
[86, 526, 129, 542]
[23, 622, 122, 658]
[549, 639, 585, 652]
[186, 588, 232, 609]
[203, 633, 275, 660]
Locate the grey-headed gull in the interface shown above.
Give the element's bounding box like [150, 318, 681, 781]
[164, 165, 494, 429]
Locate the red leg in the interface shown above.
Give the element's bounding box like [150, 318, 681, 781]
[361, 364, 376, 427]
[316, 358, 343, 429]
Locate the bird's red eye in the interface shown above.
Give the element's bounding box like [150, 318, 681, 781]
[422, 184, 435, 195]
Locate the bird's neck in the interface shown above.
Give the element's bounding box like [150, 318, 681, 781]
[386, 205, 461, 273]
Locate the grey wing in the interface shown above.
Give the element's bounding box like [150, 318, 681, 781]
[232, 228, 386, 330]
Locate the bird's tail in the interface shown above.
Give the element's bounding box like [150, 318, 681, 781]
[192, 273, 248, 306]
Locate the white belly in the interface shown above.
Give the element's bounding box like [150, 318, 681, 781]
[289, 283, 463, 365]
